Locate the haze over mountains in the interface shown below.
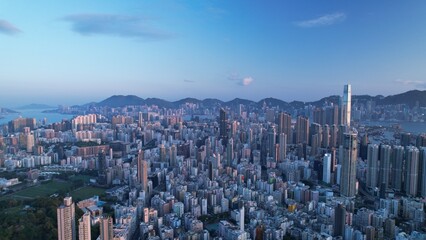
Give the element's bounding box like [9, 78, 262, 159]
[82, 89, 426, 109]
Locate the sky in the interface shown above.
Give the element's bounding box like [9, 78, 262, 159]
[1, 1, 426, 107]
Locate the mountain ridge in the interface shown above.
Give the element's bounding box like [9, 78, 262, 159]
[74, 90, 426, 109]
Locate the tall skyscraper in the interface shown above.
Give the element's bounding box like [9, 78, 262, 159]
[57, 196, 76, 240]
[366, 144, 379, 189]
[341, 84, 351, 127]
[405, 146, 419, 196]
[323, 153, 331, 184]
[340, 132, 358, 198]
[137, 150, 148, 192]
[78, 212, 91, 240]
[100, 215, 114, 240]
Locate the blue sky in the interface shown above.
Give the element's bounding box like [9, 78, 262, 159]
[1, 1, 426, 107]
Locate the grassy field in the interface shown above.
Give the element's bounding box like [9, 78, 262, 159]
[1, 180, 72, 200]
[70, 186, 106, 201]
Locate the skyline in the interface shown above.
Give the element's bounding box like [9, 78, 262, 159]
[1, 1, 426, 106]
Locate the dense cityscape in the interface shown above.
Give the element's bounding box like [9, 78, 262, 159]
[0, 85, 425, 240]
[2, 1, 426, 240]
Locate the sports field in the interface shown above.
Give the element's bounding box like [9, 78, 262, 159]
[70, 186, 106, 201]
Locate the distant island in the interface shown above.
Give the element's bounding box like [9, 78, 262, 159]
[0, 107, 19, 114]
[16, 103, 55, 110]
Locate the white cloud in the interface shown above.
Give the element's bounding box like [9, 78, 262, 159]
[228, 74, 254, 86]
[296, 12, 346, 28]
[242, 77, 254, 86]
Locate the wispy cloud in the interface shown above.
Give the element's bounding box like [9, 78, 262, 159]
[62, 13, 173, 40]
[228, 74, 254, 86]
[184, 79, 195, 83]
[296, 12, 346, 28]
[0, 19, 21, 35]
[395, 79, 426, 88]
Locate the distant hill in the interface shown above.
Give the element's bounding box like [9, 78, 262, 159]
[97, 95, 144, 107]
[17, 103, 55, 110]
[75, 89, 426, 109]
[378, 90, 426, 107]
[0, 107, 18, 114]
[259, 97, 290, 109]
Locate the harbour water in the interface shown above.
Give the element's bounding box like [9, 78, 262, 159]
[0, 109, 74, 125]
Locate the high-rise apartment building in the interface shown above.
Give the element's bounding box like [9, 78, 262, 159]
[137, 150, 148, 193]
[323, 153, 331, 183]
[279, 133, 287, 161]
[296, 116, 309, 144]
[159, 144, 166, 162]
[78, 212, 91, 240]
[267, 126, 276, 160]
[322, 124, 330, 148]
[419, 147, 426, 197]
[391, 145, 404, 191]
[340, 132, 358, 198]
[100, 215, 114, 240]
[334, 203, 346, 237]
[278, 112, 292, 144]
[219, 108, 227, 140]
[138, 111, 143, 128]
[57, 196, 76, 240]
[379, 144, 392, 188]
[405, 146, 419, 196]
[366, 144, 379, 189]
